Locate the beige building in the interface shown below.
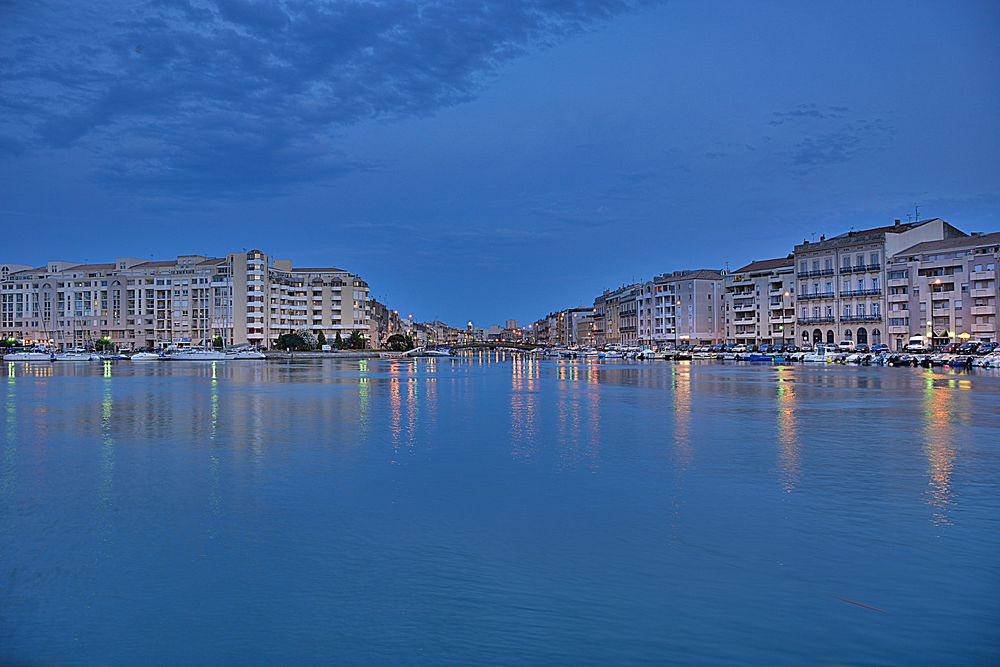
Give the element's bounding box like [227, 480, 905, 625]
[724, 257, 796, 346]
[792, 218, 965, 347]
[886, 232, 999, 349]
[600, 284, 641, 347]
[637, 269, 724, 346]
[0, 249, 370, 349]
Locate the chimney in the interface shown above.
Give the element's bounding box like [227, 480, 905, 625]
[819, 234, 826, 241]
[894, 219, 901, 226]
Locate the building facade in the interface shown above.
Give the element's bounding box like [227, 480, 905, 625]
[792, 218, 965, 347]
[0, 250, 371, 349]
[885, 232, 999, 349]
[723, 257, 796, 346]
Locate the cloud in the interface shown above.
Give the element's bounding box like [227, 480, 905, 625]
[0, 0, 657, 197]
[768, 103, 849, 126]
[792, 118, 894, 168]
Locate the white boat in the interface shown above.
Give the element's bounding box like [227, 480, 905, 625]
[130, 352, 162, 362]
[53, 348, 100, 362]
[170, 347, 227, 361]
[225, 349, 266, 360]
[424, 349, 451, 357]
[803, 344, 841, 363]
[3, 348, 52, 362]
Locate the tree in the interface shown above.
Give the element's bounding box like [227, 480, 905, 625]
[387, 334, 415, 352]
[347, 331, 366, 350]
[276, 333, 308, 351]
[334, 331, 344, 350]
[212, 336, 224, 349]
[317, 331, 327, 348]
[294, 329, 318, 350]
[94, 336, 114, 352]
[0, 337, 19, 349]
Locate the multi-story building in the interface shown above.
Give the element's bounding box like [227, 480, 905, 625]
[885, 232, 999, 349]
[792, 218, 965, 348]
[637, 269, 724, 346]
[723, 257, 795, 346]
[0, 249, 371, 349]
[600, 284, 641, 346]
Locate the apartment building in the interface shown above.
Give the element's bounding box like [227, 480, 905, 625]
[600, 284, 641, 346]
[792, 218, 965, 348]
[885, 232, 999, 349]
[723, 257, 796, 346]
[636, 269, 724, 346]
[0, 249, 370, 349]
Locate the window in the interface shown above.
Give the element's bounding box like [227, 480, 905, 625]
[843, 305, 851, 318]
[871, 303, 880, 317]
[872, 277, 879, 290]
[824, 258, 832, 271]
[812, 260, 819, 272]
[857, 303, 865, 317]
[855, 254, 864, 267]
[870, 252, 879, 266]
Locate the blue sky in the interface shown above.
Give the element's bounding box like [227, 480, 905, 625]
[2, 0, 998, 325]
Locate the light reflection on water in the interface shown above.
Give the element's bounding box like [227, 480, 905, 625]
[0, 358, 998, 666]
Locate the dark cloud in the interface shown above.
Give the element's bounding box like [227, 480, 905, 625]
[792, 118, 894, 168]
[769, 103, 849, 126]
[0, 0, 657, 197]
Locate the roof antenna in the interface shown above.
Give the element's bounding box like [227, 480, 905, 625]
[906, 213, 913, 223]
[914, 204, 920, 221]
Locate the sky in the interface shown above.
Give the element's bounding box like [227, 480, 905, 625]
[2, 0, 999, 326]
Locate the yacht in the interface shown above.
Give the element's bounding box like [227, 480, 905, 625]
[225, 346, 266, 360]
[170, 347, 227, 361]
[130, 351, 163, 362]
[53, 348, 100, 362]
[803, 344, 841, 363]
[3, 347, 52, 362]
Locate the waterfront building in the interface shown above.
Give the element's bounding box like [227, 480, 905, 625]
[637, 270, 724, 346]
[0, 250, 371, 349]
[792, 218, 965, 347]
[886, 232, 999, 349]
[591, 293, 607, 346]
[600, 283, 641, 347]
[723, 257, 796, 346]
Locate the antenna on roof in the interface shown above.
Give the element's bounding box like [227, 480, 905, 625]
[914, 204, 920, 221]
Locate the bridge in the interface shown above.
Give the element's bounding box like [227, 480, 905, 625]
[449, 342, 539, 351]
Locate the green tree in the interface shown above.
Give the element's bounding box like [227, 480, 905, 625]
[276, 333, 308, 351]
[94, 336, 114, 352]
[386, 334, 415, 352]
[317, 331, 327, 348]
[212, 336, 224, 349]
[334, 331, 344, 350]
[347, 331, 366, 350]
[0, 337, 19, 349]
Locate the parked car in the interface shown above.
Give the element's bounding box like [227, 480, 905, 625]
[838, 340, 855, 352]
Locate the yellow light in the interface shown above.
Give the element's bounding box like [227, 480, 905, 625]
[934, 278, 942, 284]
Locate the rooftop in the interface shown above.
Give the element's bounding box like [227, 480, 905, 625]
[896, 231, 1000, 257]
[733, 256, 794, 273]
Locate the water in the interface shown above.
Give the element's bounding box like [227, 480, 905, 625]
[1, 356, 999, 665]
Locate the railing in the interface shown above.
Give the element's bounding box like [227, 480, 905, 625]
[799, 269, 835, 278]
[840, 288, 882, 297]
[798, 292, 835, 301]
[799, 317, 835, 324]
[840, 314, 883, 322]
[840, 264, 882, 274]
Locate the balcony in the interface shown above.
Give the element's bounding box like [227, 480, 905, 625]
[769, 315, 795, 324]
[971, 304, 996, 316]
[887, 277, 908, 287]
[971, 322, 995, 333]
[799, 317, 835, 324]
[799, 269, 835, 278]
[970, 270, 996, 281]
[841, 288, 882, 297]
[970, 288, 995, 298]
[732, 302, 756, 312]
[840, 264, 881, 274]
[840, 314, 883, 322]
[733, 316, 755, 323]
[798, 292, 835, 301]
[888, 292, 909, 302]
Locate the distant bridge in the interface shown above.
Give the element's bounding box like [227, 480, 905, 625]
[446, 342, 540, 352]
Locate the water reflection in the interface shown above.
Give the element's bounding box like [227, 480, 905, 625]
[922, 370, 961, 526]
[510, 355, 539, 460]
[672, 364, 692, 469]
[775, 366, 799, 493]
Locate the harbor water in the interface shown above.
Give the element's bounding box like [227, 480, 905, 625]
[1, 356, 999, 665]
